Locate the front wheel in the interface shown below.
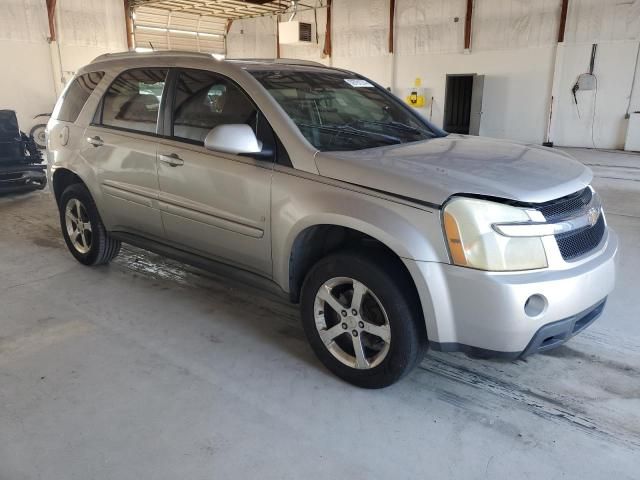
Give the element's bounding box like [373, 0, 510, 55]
[300, 252, 426, 388]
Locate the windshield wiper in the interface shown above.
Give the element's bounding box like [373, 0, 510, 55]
[349, 119, 426, 135]
[297, 123, 402, 145]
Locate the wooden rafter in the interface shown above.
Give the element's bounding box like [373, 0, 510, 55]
[124, 0, 135, 49]
[388, 0, 395, 54]
[276, 14, 280, 59]
[464, 0, 473, 50]
[323, 0, 332, 57]
[46, 0, 57, 41]
[558, 0, 569, 43]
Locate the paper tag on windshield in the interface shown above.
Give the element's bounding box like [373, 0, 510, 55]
[344, 79, 374, 88]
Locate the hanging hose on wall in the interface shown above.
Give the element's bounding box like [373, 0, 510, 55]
[571, 44, 598, 147]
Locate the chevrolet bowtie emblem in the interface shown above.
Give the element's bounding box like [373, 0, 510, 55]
[587, 207, 600, 227]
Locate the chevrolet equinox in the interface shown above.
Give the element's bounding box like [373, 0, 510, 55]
[47, 51, 617, 388]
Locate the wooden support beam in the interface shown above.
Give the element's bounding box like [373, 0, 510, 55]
[388, 0, 395, 54]
[276, 15, 280, 59]
[322, 0, 332, 57]
[464, 0, 473, 50]
[46, 0, 57, 42]
[557, 0, 569, 43]
[124, 0, 135, 50]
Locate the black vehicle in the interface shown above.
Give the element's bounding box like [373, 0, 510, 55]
[0, 109, 47, 193]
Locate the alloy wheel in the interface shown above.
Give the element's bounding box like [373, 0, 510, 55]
[65, 198, 92, 254]
[313, 277, 391, 369]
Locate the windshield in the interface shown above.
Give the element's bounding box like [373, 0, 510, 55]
[250, 69, 444, 152]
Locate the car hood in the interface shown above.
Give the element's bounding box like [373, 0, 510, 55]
[314, 135, 592, 206]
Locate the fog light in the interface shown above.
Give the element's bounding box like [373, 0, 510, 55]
[524, 294, 547, 317]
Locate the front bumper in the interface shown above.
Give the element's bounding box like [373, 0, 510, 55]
[407, 228, 618, 357]
[0, 164, 47, 193]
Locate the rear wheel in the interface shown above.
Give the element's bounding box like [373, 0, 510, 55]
[300, 252, 426, 388]
[59, 183, 120, 265]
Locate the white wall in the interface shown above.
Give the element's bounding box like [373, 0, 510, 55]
[226, 7, 330, 65]
[551, 41, 640, 149]
[225, 0, 560, 144]
[550, 0, 640, 149]
[0, 0, 126, 132]
[225, 0, 640, 148]
[53, 0, 127, 94]
[0, 0, 57, 130]
[318, 0, 559, 144]
[227, 16, 277, 59]
[332, 0, 393, 86]
[395, 47, 556, 143]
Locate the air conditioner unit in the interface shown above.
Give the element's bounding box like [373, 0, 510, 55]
[279, 21, 313, 45]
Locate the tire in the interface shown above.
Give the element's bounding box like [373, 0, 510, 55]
[59, 183, 121, 266]
[29, 124, 47, 149]
[300, 251, 427, 388]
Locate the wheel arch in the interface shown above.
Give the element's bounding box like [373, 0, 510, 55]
[51, 168, 107, 223]
[285, 216, 441, 333]
[52, 168, 86, 205]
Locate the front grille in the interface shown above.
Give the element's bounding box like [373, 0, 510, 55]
[537, 187, 592, 221]
[555, 214, 606, 260]
[536, 187, 606, 261]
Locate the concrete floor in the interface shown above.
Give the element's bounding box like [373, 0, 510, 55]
[0, 148, 638, 479]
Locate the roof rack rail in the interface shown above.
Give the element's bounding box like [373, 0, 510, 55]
[91, 50, 215, 64]
[228, 58, 326, 67]
[89, 51, 327, 69]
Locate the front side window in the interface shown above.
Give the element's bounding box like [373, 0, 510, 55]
[52, 71, 104, 123]
[250, 69, 443, 152]
[172, 69, 258, 144]
[100, 68, 168, 134]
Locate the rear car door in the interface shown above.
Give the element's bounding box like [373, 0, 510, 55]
[82, 68, 168, 239]
[155, 68, 274, 275]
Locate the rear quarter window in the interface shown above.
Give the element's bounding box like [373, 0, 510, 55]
[52, 71, 105, 123]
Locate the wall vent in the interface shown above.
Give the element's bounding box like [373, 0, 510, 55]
[298, 22, 312, 42]
[279, 21, 314, 45]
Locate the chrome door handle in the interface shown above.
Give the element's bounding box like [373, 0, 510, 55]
[159, 153, 184, 167]
[87, 136, 104, 147]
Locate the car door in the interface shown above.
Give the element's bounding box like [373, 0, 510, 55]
[82, 67, 168, 239]
[156, 68, 274, 276]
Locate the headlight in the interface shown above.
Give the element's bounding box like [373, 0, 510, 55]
[443, 197, 548, 271]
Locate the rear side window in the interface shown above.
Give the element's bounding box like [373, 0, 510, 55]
[52, 71, 104, 123]
[99, 68, 168, 134]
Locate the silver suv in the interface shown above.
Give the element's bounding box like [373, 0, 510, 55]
[47, 51, 617, 388]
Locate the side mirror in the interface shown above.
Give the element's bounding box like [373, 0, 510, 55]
[204, 124, 262, 155]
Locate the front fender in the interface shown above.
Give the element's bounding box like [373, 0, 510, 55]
[271, 169, 449, 292]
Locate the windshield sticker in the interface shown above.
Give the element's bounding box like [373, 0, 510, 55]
[344, 79, 374, 88]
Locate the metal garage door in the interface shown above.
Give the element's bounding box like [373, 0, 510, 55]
[133, 6, 227, 54]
